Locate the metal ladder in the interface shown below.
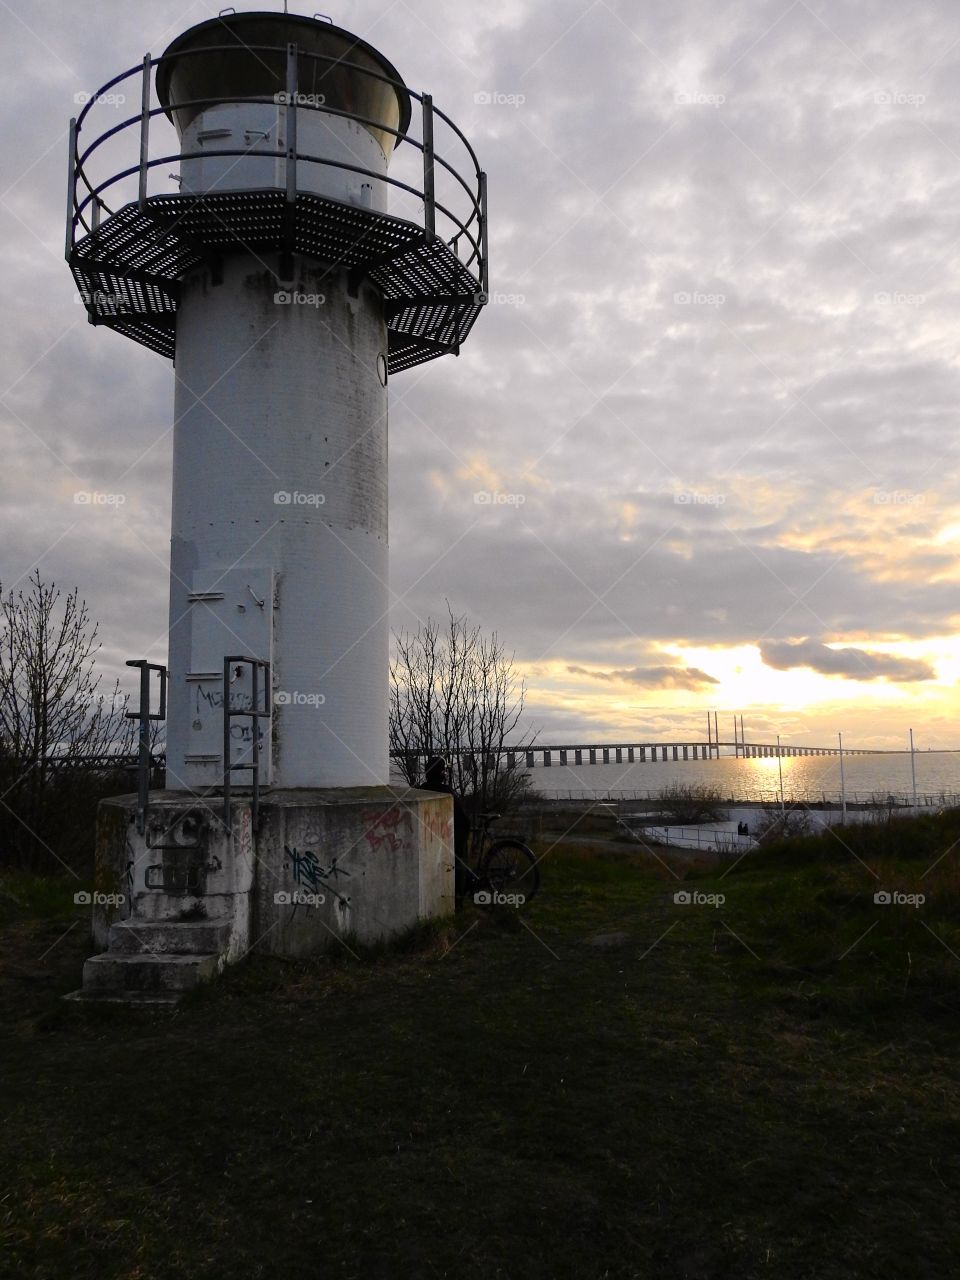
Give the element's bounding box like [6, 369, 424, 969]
[222, 655, 271, 833]
[125, 659, 167, 835]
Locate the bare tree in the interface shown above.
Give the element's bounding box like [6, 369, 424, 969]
[656, 782, 726, 824]
[390, 605, 535, 816]
[0, 571, 138, 870]
[755, 806, 813, 843]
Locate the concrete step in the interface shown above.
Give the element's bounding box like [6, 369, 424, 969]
[63, 989, 183, 1007]
[81, 952, 219, 995]
[108, 917, 231, 956]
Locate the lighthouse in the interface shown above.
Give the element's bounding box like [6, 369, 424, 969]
[65, 10, 487, 1000]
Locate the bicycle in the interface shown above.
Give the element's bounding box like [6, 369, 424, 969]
[464, 812, 540, 907]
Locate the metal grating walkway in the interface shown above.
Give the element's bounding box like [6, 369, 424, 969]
[69, 190, 484, 371]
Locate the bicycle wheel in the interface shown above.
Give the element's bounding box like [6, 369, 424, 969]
[479, 840, 540, 905]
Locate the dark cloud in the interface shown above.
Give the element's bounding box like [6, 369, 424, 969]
[613, 665, 719, 689]
[566, 663, 718, 690]
[760, 639, 936, 682]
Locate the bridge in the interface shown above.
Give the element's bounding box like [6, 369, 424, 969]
[392, 738, 890, 770]
[497, 739, 885, 768]
[399, 714, 897, 769]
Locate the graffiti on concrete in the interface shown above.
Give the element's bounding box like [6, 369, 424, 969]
[420, 801, 453, 851]
[237, 807, 254, 868]
[283, 845, 351, 906]
[363, 806, 407, 854]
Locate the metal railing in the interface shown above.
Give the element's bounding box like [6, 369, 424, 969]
[124, 659, 167, 834]
[626, 823, 754, 853]
[222, 655, 270, 834]
[66, 41, 487, 293]
[527, 788, 960, 809]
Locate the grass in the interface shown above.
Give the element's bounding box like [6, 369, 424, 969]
[2, 812, 960, 1278]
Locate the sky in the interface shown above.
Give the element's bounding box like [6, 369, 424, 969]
[2, 0, 960, 752]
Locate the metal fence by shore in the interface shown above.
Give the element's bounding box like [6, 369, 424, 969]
[626, 824, 754, 853]
[526, 788, 960, 809]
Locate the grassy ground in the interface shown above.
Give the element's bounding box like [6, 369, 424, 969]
[2, 811, 960, 1279]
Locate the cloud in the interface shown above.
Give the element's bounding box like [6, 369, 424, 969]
[566, 663, 718, 690]
[3, 0, 960, 751]
[613, 665, 720, 689]
[759, 639, 936, 682]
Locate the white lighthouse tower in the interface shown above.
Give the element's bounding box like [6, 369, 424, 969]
[66, 11, 487, 1000]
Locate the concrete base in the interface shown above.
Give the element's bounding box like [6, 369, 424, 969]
[69, 787, 454, 1001]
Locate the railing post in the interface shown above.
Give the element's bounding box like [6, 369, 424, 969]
[125, 659, 166, 835]
[422, 93, 435, 242]
[251, 660, 261, 829]
[223, 656, 232, 833]
[479, 169, 488, 297]
[285, 43, 298, 204]
[65, 117, 77, 260]
[138, 54, 151, 208]
[136, 662, 150, 831]
[281, 42, 298, 279]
